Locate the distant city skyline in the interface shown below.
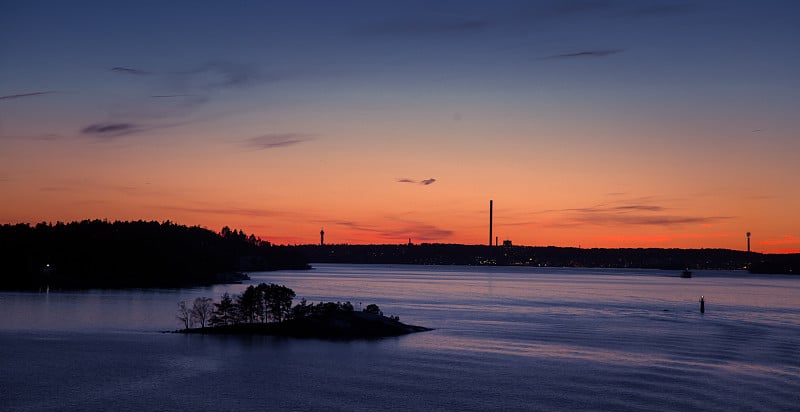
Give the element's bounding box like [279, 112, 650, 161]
[1, 1, 798, 252]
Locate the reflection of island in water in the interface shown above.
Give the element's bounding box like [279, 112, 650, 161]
[175, 283, 430, 339]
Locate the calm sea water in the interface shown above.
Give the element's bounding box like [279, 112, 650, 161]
[1, 264, 799, 411]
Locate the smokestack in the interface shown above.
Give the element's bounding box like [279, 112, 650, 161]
[489, 200, 493, 247]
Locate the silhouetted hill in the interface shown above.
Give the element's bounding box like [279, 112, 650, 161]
[0, 220, 309, 290]
[295, 243, 798, 274]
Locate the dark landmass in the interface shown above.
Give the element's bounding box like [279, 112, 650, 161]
[175, 283, 429, 339]
[294, 244, 798, 274]
[0, 220, 309, 290]
[179, 310, 430, 339]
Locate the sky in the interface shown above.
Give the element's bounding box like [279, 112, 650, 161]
[1, 1, 799, 252]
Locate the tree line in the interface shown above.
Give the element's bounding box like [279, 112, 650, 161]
[0, 220, 309, 290]
[178, 283, 390, 329]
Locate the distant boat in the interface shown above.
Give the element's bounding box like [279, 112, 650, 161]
[681, 269, 692, 278]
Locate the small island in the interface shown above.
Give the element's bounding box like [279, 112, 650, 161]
[175, 283, 430, 339]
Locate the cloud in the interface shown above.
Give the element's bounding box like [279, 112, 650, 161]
[334, 219, 453, 242]
[592, 232, 732, 244]
[364, 17, 489, 35]
[548, 0, 615, 16]
[0, 91, 59, 100]
[758, 235, 800, 246]
[110, 61, 262, 91]
[244, 133, 310, 150]
[533, 201, 730, 228]
[397, 177, 437, 186]
[110, 66, 152, 76]
[81, 122, 144, 138]
[627, 3, 696, 17]
[158, 204, 295, 219]
[543, 49, 625, 59]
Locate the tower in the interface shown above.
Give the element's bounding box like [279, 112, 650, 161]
[489, 200, 493, 247]
[320, 228, 325, 246]
[746, 231, 751, 253]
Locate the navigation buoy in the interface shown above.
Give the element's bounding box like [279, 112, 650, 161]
[699, 296, 705, 313]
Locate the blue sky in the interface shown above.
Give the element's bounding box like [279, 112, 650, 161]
[1, 1, 799, 249]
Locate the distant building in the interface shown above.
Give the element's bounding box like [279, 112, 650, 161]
[502, 240, 512, 247]
[320, 228, 325, 246]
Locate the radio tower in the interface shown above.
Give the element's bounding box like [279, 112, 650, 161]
[746, 231, 751, 253]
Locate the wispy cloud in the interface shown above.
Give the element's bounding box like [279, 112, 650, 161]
[592, 232, 732, 244]
[81, 122, 145, 138]
[397, 177, 437, 186]
[543, 49, 625, 59]
[158, 204, 294, 219]
[110, 66, 153, 76]
[532, 200, 730, 228]
[244, 133, 311, 150]
[334, 218, 453, 242]
[758, 235, 800, 246]
[364, 17, 489, 35]
[111, 62, 262, 91]
[0, 91, 59, 100]
[627, 3, 696, 17]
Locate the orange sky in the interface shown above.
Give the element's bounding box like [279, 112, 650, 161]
[1, 2, 799, 253]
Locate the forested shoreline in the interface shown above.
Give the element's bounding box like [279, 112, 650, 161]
[0, 220, 309, 290]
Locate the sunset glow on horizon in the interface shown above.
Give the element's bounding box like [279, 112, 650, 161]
[2, 1, 798, 252]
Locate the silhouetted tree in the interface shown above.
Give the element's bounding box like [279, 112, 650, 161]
[177, 300, 192, 329]
[210, 293, 236, 326]
[264, 283, 295, 322]
[291, 297, 310, 319]
[191, 297, 214, 328]
[237, 286, 260, 323]
[364, 304, 382, 316]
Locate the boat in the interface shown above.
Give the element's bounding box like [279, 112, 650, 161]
[681, 269, 692, 278]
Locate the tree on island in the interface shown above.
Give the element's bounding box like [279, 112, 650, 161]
[364, 304, 382, 316]
[177, 300, 192, 329]
[210, 293, 237, 326]
[191, 297, 214, 328]
[175, 284, 428, 338]
[182, 284, 403, 330]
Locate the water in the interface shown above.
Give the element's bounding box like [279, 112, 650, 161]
[2, 265, 799, 411]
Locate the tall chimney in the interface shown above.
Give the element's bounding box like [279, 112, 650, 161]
[489, 200, 493, 247]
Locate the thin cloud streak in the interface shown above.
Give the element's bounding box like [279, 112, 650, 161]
[244, 134, 311, 150]
[334, 219, 453, 242]
[364, 18, 489, 35]
[627, 3, 696, 17]
[81, 122, 144, 139]
[543, 49, 624, 59]
[110, 66, 152, 75]
[0, 91, 59, 100]
[530, 201, 731, 228]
